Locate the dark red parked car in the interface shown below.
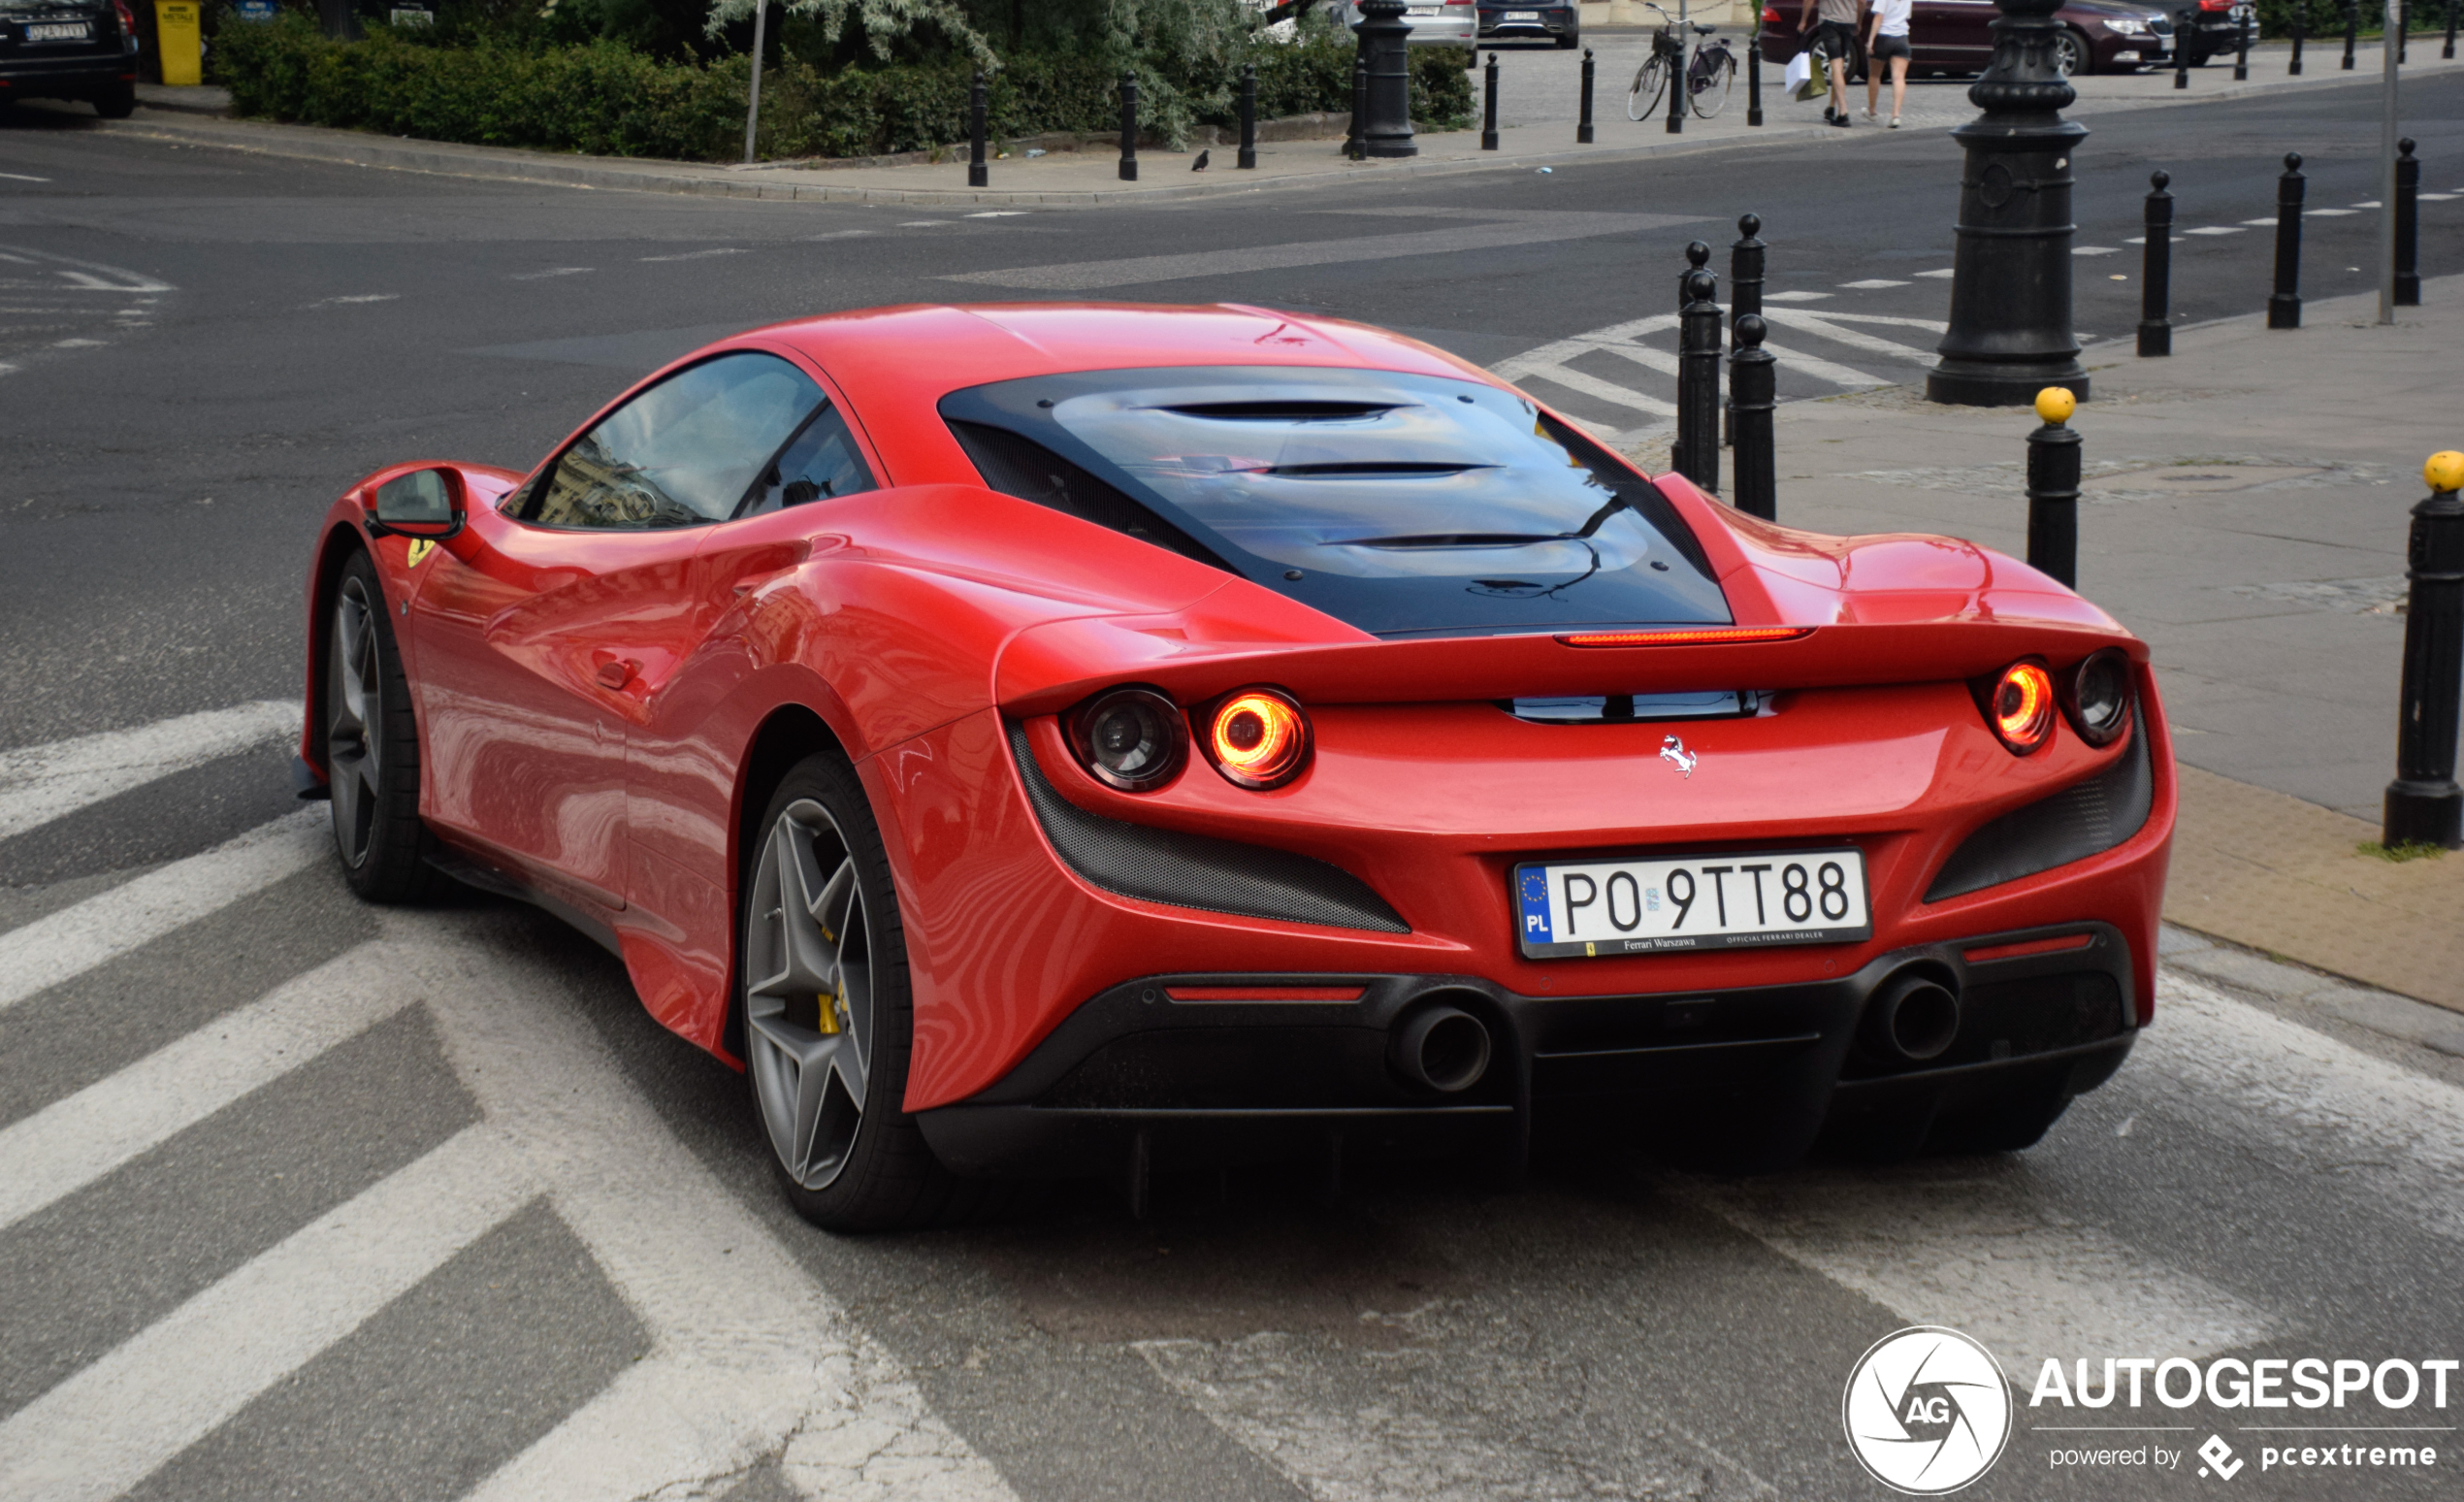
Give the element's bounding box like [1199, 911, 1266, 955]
[1758, 0, 2196, 78]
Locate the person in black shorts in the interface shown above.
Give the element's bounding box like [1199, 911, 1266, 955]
[1865, 0, 1911, 126]
[1797, 0, 1863, 125]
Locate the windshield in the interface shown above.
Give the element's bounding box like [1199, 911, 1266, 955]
[940, 366, 1729, 638]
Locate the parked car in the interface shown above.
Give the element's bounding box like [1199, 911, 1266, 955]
[2170, 0, 2256, 65]
[1327, 0, 1480, 57]
[0, 0, 139, 116]
[1757, 0, 2182, 77]
[1477, 0, 1581, 48]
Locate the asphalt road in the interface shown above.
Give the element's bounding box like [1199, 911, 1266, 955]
[3, 70, 2463, 1501]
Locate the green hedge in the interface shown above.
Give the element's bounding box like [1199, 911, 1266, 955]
[212, 16, 1475, 163]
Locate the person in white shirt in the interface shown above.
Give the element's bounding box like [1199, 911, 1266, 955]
[1865, 0, 1912, 126]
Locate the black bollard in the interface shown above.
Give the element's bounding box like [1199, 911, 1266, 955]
[2025, 388, 2082, 589]
[2396, 138, 2419, 306]
[1748, 19, 1765, 125]
[1678, 269, 1723, 496]
[1679, 239, 1711, 315]
[2383, 451, 2464, 848]
[2446, 0, 2456, 59]
[2289, 0, 2306, 73]
[2234, 11, 2250, 77]
[1728, 214, 1765, 447]
[1238, 62, 1258, 169]
[2269, 152, 2304, 329]
[2175, 8, 2191, 86]
[2139, 171, 2173, 356]
[2399, 0, 2409, 61]
[1578, 48, 1596, 143]
[968, 69, 989, 188]
[1349, 56, 1369, 160]
[1481, 53, 1500, 150]
[1356, 0, 1418, 157]
[2343, 0, 2358, 69]
[1119, 71, 1139, 181]
[1672, 241, 1710, 481]
[1729, 315, 1777, 519]
[1666, 41, 1686, 133]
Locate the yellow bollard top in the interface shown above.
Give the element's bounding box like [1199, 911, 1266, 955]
[2033, 388, 2077, 425]
[2429, 451, 2464, 495]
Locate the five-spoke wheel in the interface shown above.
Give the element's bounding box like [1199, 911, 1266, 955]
[323, 551, 434, 901]
[744, 798, 876, 1192]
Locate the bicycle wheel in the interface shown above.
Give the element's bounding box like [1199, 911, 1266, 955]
[1628, 53, 1670, 120]
[1690, 48, 1736, 116]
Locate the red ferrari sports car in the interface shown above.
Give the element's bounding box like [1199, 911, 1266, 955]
[296, 302, 2173, 1230]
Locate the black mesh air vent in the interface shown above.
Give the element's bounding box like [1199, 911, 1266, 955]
[1005, 720, 1410, 933]
[1926, 710, 2155, 901]
[948, 419, 1231, 571]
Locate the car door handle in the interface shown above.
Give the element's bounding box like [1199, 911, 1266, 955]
[596, 658, 637, 689]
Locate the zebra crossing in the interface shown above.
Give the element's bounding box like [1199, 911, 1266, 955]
[5, 702, 2462, 1499]
[0, 245, 174, 377]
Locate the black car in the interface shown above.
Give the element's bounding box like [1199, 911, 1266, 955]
[0, 0, 139, 117]
[1477, 0, 1580, 48]
[2170, 0, 2256, 65]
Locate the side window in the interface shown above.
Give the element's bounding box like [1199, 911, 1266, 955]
[526, 352, 821, 530]
[740, 404, 877, 517]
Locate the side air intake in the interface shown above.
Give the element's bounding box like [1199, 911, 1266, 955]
[1005, 720, 1410, 934]
[1926, 708, 2154, 901]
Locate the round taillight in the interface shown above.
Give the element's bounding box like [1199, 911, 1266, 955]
[2063, 649, 2134, 747]
[1067, 688, 1185, 792]
[1205, 689, 1312, 790]
[1988, 660, 2056, 754]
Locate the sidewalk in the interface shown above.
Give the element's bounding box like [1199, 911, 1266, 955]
[105, 38, 2460, 206]
[1751, 275, 2464, 1012]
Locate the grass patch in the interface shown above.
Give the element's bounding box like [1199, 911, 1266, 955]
[2356, 839, 2448, 863]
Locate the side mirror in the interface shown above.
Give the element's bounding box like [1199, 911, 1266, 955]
[366, 468, 465, 539]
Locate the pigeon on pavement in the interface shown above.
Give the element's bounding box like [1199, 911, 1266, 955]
[1192, 149, 1211, 171]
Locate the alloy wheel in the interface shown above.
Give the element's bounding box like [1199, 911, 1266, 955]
[327, 575, 382, 868]
[744, 800, 875, 1191]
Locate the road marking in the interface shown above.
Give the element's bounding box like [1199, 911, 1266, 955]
[1516, 361, 1679, 416]
[2418, 192, 2457, 202]
[2184, 226, 2247, 236]
[1761, 307, 1932, 367]
[1838, 278, 1909, 287]
[1763, 289, 1833, 302]
[963, 210, 1027, 217]
[943, 212, 1697, 291]
[509, 266, 594, 279]
[0, 938, 418, 1231]
[315, 293, 400, 306]
[52, 269, 174, 293]
[2305, 208, 2360, 217]
[0, 808, 326, 1013]
[2348, 200, 2381, 209]
[1794, 310, 1949, 332]
[0, 1124, 534, 1502]
[1916, 268, 1955, 278]
[0, 699, 300, 841]
[2072, 246, 2119, 256]
[1754, 337, 1886, 388]
[0, 172, 49, 183]
[900, 219, 953, 226]
[639, 247, 746, 262]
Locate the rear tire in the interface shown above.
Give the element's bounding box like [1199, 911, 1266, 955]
[324, 550, 441, 903]
[1557, 27, 1580, 48]
[1628, 53, 1670, 119]
[1691, 49, 1736, 116]
[93, 81, 136, 119]
[739, 753, 984, 1232]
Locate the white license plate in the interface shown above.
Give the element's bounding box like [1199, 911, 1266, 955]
[1503, 9, 1542, 17]
[25, 20, 92, 39]
[1515, 848, 1871, 959]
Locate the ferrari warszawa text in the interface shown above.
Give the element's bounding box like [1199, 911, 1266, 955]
[3, 23, 2460, 1499]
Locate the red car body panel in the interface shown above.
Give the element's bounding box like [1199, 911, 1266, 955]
[300, 303, 2174, 1128]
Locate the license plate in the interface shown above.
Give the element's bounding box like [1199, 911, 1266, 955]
[1503, 9, 1541, 17]
[24, 20, 92, 38]
[1514, 848, 1872, 959]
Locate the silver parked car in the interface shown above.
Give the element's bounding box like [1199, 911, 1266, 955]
[1326, 0, 1480, 57]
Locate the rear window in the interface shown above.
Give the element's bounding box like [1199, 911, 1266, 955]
[939, 366, 1729, 639]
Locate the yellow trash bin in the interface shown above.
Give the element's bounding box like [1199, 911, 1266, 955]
[154, 0, 202, 87]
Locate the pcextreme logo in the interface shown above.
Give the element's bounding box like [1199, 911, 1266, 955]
[1843, 1326, 2014, 1494]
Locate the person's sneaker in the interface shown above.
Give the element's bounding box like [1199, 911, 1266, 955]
[1864, 107, 1878, 119]
[1888, 114, 1901, 128]
[1831, 114, 1852, 127]
[1823, 107, 1837, 122]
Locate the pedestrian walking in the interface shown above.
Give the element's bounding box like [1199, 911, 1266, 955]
[1864, 0, 1910, 126]
[1797, 0, 1861, 126]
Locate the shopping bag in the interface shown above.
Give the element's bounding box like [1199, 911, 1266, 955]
[1783, 49, 1811, 94]
[1790, 49, 1829, 101]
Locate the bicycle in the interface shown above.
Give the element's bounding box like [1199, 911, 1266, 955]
[1626, 2, 1737, 121]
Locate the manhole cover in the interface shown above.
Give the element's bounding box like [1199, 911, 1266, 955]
[2084, 465, 2324, 494]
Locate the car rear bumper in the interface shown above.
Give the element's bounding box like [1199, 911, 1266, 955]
[0, 51, 136, 92]
[1478, 5, 1579, 37]
[916, 920, 2140, 1176]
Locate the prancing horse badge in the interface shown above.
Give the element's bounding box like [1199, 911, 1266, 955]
[1660, 734, 1698, 778]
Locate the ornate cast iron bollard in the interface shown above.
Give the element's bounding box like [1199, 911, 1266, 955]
[1481, 52, 1501, 150]
[1348, 55, 1368, 159]
[1356, 0, 1419, 158]
[1672, 242, 1711, 478]
[1730, 314, 1777, 520]
[1579, 48, 1596, 143]
[2269, 152, 2305, 329]
[1666, 39, 1687, 133]
[1926, 0, 2091, 406]
[1678, 269, 1723, 497]
[1728, 214, 1766, 446]
[1118, 72, 1139, 181]
[2446, 0, 2456, 59]
[1748, 17, 1765, 124]
[2383, 451, 2464, 849]
[2343, 0, 2359, 69]
[1238, 63, 1258, 169]
[2396, 138, 2420, 306]
[2138, 171, 2173, 356]
[2234, 10, 2251, 76]
[2025, 388, 2081, 589]
[2290, 0, 2306, 73]
[2176, 7, 2191, 85]
[968, 69, 989, 188]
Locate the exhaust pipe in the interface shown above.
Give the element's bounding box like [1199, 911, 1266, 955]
[1862, 970, 1961, 1062]
[1389, 1002, 1493, 1093]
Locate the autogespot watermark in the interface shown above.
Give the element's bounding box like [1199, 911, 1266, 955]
[1845, 1332, 2457, 1490]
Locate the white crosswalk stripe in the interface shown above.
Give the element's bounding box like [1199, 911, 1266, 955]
[0, 700, 299, 842]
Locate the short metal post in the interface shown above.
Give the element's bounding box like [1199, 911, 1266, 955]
[2396, 137, 2419, 305]
[1578, 48, 1596, 143]
[2445, 0, 2456, 58]
[2269, 152, 2305, 328]
[1679, 269, 1723, 496]
[2344, 0, 2359, 68]
[967, 69, 989, 188]
[2139, 171, 2173, 355]
[1730, 314, 1776, 519]
[2175, 9, 2191, 85]
[1238, 62, 1258, 169]
[2234, 12, 2250, 76]
[2383, 451, 2464, 849]
[1748, 16, 1765, 124]
[2399, 0, 2409, 60]
[2290, 0, 2306, 73]
[2025, 388, 2081, 589]
[1118, 71, 1139, 180]
[1666, 38, 1686, 132]
[1672, 241, 1711, 480]
[1350, 55, 1369, 159]
[1480, 52, 1500, 149]
[1728, 213, 1765, 447]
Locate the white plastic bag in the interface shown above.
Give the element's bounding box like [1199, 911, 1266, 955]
[1783, 49, 1811, 94]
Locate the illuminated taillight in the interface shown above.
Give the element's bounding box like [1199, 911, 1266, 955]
[1556, 626, 1810, 648]
[113, 0, 136, 32]
[1204, 689, 1312, 790]
[1983, 660, 2056, 754]
[1762, 5, 1783, 23]
[2061, 648, 2134, 747]
[1067, 687, 1185, 792]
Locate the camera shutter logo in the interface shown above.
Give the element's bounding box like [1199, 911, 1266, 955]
[1842, 1326, 2013, 1493]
